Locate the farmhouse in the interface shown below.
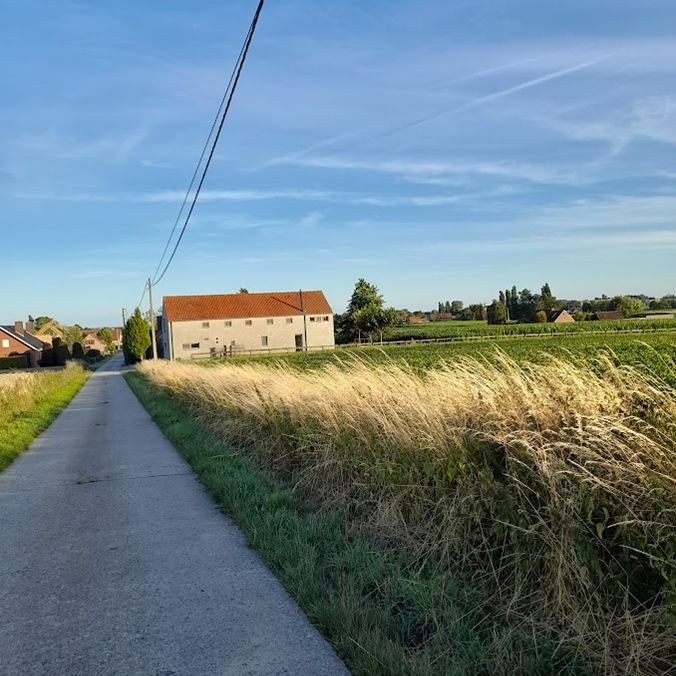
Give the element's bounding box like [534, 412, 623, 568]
[547, 309, 575, 324]
[161, 290, 335, 360]
[0, 321, 44, 367]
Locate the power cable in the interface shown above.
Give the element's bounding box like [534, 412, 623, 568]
[152, 0, 265, 287]
[150, 33, 251, 283]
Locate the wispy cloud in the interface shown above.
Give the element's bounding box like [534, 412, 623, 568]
[282, 156, 585, 186]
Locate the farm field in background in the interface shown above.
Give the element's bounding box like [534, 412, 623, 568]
[384, 317, 676, 341]
[222, 330, 676, 383]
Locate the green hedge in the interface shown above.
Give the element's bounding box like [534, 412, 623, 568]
[0, 355, 28, 370]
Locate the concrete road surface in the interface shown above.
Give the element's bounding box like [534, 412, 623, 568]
[0, 354, 348, 676]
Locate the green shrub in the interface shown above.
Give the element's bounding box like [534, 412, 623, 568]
[533, 310, 547, 323]
[84, 349, 103, 363]
[72, 342, 85, 359]
[0, 355, 28, 370]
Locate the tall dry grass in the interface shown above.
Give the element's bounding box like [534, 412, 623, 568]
[138, 352, 676, 673]
[0, 364, 83, 426]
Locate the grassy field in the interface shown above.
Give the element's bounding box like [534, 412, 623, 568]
[134, 337, 676, 675]
[0, 364, 90, 472]
[384, 317, 676, 341]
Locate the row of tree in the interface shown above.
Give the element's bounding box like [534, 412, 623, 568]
[485, 283, 557, 325]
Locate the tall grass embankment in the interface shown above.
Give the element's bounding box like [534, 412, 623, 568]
[0, 364, 89, 472]
[138, 353, 676, 674]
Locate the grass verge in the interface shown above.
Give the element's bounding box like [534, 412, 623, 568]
[0, 366, 90, 472]
[126, 370, 590, 676]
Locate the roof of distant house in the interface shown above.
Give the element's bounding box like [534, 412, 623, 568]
[546, 309, 571, 322]
[0, 325, 44, 350]
[594, 310, 625, 321]
[163, 290, 333, 322]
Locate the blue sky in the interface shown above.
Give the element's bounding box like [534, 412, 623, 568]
[2, 0, 676, 325]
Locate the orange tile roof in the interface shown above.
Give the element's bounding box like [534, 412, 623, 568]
[163, 290, 333, 322]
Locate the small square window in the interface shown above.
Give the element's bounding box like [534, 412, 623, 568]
[224, 321, 232, 327]
[181, 343, 190, 350]
[261, 336, 268, 347]
[245, 320, 252, 326]
[309, 317, 316, 322]
[286, 318, 293, 324]
[202, 322, 210, 328]
[190, 342, 200, 349]
[323, 316, 329, 321]
[2, 339, 9, 348]
[266, 318, 274, 325]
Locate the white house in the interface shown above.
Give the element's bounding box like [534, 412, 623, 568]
[161, 290, 335, 360]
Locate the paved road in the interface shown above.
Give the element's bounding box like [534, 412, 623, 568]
[0, 355, 348, 676]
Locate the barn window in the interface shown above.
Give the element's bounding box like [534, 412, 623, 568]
[261, 336, 268, 347]
[190, 342, 200, 349]
[245, 320, 252, 326]
[286, 318, 293, 324]
[202, 322, 210, 328]
[267, 318, 274, 325]
[224, 321, 232, 327]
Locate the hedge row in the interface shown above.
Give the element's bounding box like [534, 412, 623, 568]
[0, 355, 28, 370]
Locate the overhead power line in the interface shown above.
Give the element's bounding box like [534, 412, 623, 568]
[151, 0, 265, 287]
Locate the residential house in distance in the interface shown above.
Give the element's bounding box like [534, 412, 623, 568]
[82, 332, 107, 354]
[0, 321, 44, 367]
[547, 309, 575, 324]
[34, 318, 64, 347]
[161, 290, 335, 360]
[429, 312, 454, 322]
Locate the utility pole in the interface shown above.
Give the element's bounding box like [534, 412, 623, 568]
[147, 278, 157, 360]
[299, 289, 308, 352]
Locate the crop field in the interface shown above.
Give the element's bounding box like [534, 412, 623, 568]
[384, 317, 676, 341]
[139, 334, 676, 675]
[225, 331, 676, 384]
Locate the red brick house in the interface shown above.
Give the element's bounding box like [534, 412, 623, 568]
[0, 321, 44, 367]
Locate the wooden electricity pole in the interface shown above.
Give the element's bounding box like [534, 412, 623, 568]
[147, 278, 157, 360]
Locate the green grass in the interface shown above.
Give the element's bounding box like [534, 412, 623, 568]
[0, 367, 90, 473]
[126, 371, 590, 676]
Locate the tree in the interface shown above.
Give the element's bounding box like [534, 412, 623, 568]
[533, 310, 548, 323]
[540, 283, 556, 312]
[239, 288, 249, 293]
[63, 325, 84, 348]
[450, 300, 463, 314]
[611, 295, 644, 317]
[97, 328, 115, 354]
[339, 278, 397, 343]
[123, 308, 150, 364]
[487, 300, 507, 325]
[72, 342, 85, 359]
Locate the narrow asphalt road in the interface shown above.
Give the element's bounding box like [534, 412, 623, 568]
[0, 355, 348, 676]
